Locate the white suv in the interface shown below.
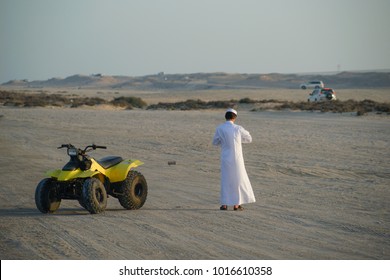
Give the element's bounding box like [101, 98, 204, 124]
[308, 88, 337, 102]
[300, 80, 324, 89]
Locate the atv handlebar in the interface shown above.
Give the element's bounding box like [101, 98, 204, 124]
[93, 145, 107, 150]
[57, 144, 107, 152]
[58, 144, 74, 149]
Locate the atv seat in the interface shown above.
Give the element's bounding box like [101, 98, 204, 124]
[97, 156, 123, 169]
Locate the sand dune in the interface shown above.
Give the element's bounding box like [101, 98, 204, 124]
[3, 71, 390, 90]
[0, 89, 389, 260]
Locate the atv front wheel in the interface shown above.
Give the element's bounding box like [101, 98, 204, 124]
[82, 178, 107, 214]
[119, 171, 148, 210]
[35, 178, 61, 213]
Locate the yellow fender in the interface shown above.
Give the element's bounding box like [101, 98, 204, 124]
[45, 169, 62, 178]
[104, 159, 143, 183]
[46, 169, 101, 181]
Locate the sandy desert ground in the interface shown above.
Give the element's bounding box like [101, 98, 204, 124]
[0, 88, 389, 259]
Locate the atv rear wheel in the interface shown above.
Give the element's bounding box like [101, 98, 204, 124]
[82, 177, 107, 214]
[78, 199, 86, 209]
[35, 178, 61, 213]
[119, 171, 148, 210]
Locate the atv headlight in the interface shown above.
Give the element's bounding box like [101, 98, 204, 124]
[67, 148, 78, 156]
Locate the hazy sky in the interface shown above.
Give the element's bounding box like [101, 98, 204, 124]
[1, 0, 390, 83]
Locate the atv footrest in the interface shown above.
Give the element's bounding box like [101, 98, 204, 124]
[97, 156, 123, 169]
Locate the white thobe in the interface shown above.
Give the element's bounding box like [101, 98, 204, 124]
[212, 121, 256, 206]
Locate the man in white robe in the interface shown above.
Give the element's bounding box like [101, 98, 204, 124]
[212, 108, 256, 211]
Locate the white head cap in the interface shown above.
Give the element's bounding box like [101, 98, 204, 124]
[226, 108, 237, 116]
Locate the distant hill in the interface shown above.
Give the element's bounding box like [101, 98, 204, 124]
[3, 71, 390, 90]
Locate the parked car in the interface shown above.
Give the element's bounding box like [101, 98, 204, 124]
[300, 80, 324, 89]
[308, 88, 337, 102]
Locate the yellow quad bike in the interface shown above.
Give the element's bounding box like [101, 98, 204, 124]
[35, 144, 148, 214]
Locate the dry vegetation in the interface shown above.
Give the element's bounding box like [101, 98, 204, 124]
[1, 90, 390, 115]
[266, 99, 390, 115]
[147, 98, 390, 115]
[0, 90, 145, 109]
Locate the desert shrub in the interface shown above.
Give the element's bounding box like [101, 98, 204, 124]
[111, 96, 147, 109]
[147, 99, 237, 110]
[147, 99, 205, 110]
[22, 93, 49, 107]
[239, 98, 283, 104]
[260, 99, 282, 103]
[239, 97, 256, 103]
[271, 99, 390, 114]
[3, 101, 23, 106]
[356, 110, 366, 116]
[206, 99, 237, 108]
[181, 99, 206, 109]
[0, 90, 107, 107]
[71, 97, 106, 107]
[42, 94, 67, 107]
